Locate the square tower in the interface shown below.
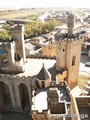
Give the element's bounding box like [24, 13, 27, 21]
[56, 13, 83, 89]
[11, 25, 26, 63]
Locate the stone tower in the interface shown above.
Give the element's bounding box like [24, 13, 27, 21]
[56, 13, 82, 89]
[11, 25, 26, 63]
[67, 13, 74, 36]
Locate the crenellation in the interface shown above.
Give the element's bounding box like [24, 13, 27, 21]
[0, 74, 10, 78]
[0, 74, 33, 82]
[56, 13, 83, 89]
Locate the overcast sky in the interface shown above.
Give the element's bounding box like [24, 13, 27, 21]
[0, 0, 89, 9]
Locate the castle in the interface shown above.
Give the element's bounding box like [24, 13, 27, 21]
[0, 13, 90, 120]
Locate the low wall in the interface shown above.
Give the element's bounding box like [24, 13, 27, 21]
[76, 96, 90, 107]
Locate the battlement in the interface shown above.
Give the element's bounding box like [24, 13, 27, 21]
[0, 74, 32, 80]
[55, 33, 84, 42]
[55, 13, 85, 43]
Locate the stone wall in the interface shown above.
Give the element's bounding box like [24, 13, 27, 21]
[0, 74, 32, 112]
[66, 39, 82, 89]
[76, 96, 90, 107]
[0, 25, 26, 73]
[32, 110, 48, 120]
[70, 96, 80, 120]
[56, 71, 67, 83]
[70, 96, 90, 120]
[42, 44, 56, 58]
[56, 41, 66, 70]
[56, 38, 82, 89]
[11, 25, 26, 63]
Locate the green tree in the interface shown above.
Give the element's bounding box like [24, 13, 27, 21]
[49, 20, 60, 31]
[0, 29, 12, 40]
[24, 20, 61, 39]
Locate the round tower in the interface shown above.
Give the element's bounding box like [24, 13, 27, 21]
[67, 13, 74, 36]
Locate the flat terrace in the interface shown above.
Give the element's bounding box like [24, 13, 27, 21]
[32, 86, 70, 112]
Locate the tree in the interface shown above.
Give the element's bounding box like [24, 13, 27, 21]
[24, 20, 61, 39]
[0, 29, 12, 40]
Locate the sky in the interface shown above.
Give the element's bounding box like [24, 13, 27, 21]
[0, 0, 90, 9]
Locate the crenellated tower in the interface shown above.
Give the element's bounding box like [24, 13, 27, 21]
[56, 13, 82, 89]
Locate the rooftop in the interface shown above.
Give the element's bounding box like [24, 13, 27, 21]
[32, 88, 48, 112]
[32, 86, 70, 112]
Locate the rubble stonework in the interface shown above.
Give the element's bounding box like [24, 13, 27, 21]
[0, 74, 32, 112]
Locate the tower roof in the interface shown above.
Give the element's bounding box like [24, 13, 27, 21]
[37, 63, 50, 80]
[0, 48, 7, 55]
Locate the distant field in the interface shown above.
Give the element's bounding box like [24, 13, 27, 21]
[0, 9, 44, 19]
[73, 10, 85, 17]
